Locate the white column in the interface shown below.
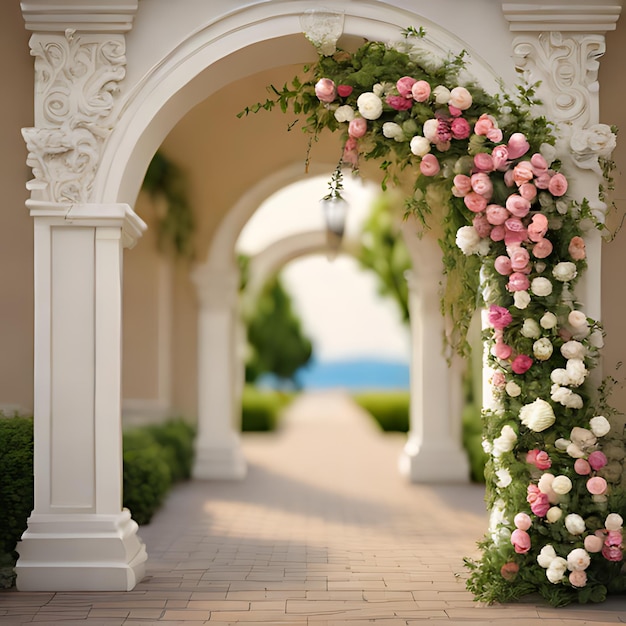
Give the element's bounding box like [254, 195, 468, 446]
[398, 233, 470, 483]
[16, 202, 147, 592]
[191, 264, 246, 480]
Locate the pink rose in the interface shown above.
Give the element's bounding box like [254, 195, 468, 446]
[396, 76, 416, 98]
[464, 191, 488, 213]
[514, 513, 533, 531]
[342, 137, 359, 168]
[386, 95, 413, 111]
[473, 213, 492, 238]
[474, 113, 497, 136]
[420, 153, 440, 176]
[448, 104, 462, 117]
[451, 117, 471, 140]
[486, 204, 509, 225]
[452, 174, 472, 196]
[569, 571, 587, 588]
[488, 127, 503, 143]
[513, 161, 534, 186]
[506, 194, 531, 218]
[606, 530, 623, 547]
[471, 172, 493, 198]
[569, 236, 586, 261]
[527, 214, 549, 242]
[532, 238, 553, 259]
[584, 534, 604, 553]
[507, 132, 530, 159]
[315, 78, 337, 103]
[504, 169, 516, 187]
[587, 476, 608, 495]
[348, 117, 367, 138]
[603, 545, 623, 561]
[491, 371, 506, 387]
[493, 341, 513, 360]
[511, 528, 531, 554]
[527, 486, 550, 517]
[411, 80, 431, 102]
[500, 562, 519, 581]
[574, 458, 591, 475]
[588, 450, 608, 471]
[512, 354, 533, 374]
[504, 218, 527, 245]
[474, 152, 494, 172]
[531, 153, 548, 174]
[518, 182, 537, 201]
[494, 255, 512, 275]
[491, 145, 509, 171]
[488, 305, 513, 329]
[548, 172, 568, 197]
[534, 172, 552, 189]
[337, 84, 353, 98]
[526, 449, 552, 470]
[507, 272, 530, 292]
[508, 245, 531, 272]
[490, 225, 505, 242]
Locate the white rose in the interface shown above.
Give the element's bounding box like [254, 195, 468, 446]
[590, 415, 611, 437]
[423, 118, 439, 142]
[449, 86, 472, 110]
[382, 121, 404, 141]
[553, 261, 578, 282]
[555, 438, 570, 451]
[531, 277, 553, 297]
[561, 340, 586, 360]
[492, 425, 517, 456]
[567, 548, 591, 572]
[513, 290, 530, 309]
[410, 135, 431, 156]
[546, 507, 563, 523]
[568, 310, 589, 338]
[519, 398, 556, 432]
[552, 475, 573, 495]
[550, 369, 570, 386]
[566, 443, 585, 459]
[535, 261, 547, 273]
[521, 318, 541, 339]
[455, 226, 482, 255]
[556, 199, 569, 215]
[589, 329, 605, 348]
[605, 513, 623, 531]
[546, 557, 568, 584]
[334, 105, 355, 123]
[495, 467, 512, 488]
[540, 312, 558, 329]
[505, 381, 521, 397]
[566, 358, 587, 387]
[564, 392, 583, 409]
[356, 92, 383, 120]
[537, 544, 557, 568]
[570, 426, 597, 449]
[533, 337, 554, 361]
[482, 438, 492, 454]
[432, 85, 451, 104]
[476, 239, 491, 256]
[565, 513, 586, 535]
[550, 385, 582, 409]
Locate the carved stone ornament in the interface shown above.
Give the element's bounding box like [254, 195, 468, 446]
[22, 29, 126, 203]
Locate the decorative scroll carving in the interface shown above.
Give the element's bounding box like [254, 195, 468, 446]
[22, 29, 126, 203]
[511, 32, 605, 128]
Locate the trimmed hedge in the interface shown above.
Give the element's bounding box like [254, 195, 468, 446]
[241, 385, 292, 431]
[352, 391, 410, 432]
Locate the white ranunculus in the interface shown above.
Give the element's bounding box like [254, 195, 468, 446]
[423, 118, 439, 142]
[546, 507, 563, 523]
[605, 513, 624, 531]
[513, 290, 530, 309]
[550, 368, 570, 386]
[538, 544, 557, 568]
[520, 398, 556, 432]
[356, 92, 383, 120]
[546, 557, 568, 584]
[449, 86, 472, 110]
[521, 318, 541, 339]
[538, 472, 555, 495]
[570, 426, 597, 449]
[561, 340, 586, 360]
[495, 467, 512, 488]
[492, 425, 517, 456]
[567, 548, 591, 572]
[432, 85, 451, 104]
[565, 513, 586, 535]
[540, 312, 558, 329]
[531, 277, 553, 297]
[565, 392, 583, 409]
[482, 438, 492, 454]
[552, 261, 578, 282]
[334, 105, 355, 123]
[505, 381, 521, 397]
[555, 438, 570, 451]
[455, 226, 482, 255]
[382, 121, 404, 141]
[535, 261, 547, 274]
[568, 310, 590, 339]
[566, 358, 588, 387]
[552, 475, 573, 495]
[476, 239, 491, 256]
[551, 385, 583, 409]
[590, 415, 611, 437]
[589, 329, 605, 348]
[533, 338, 554, 361]
[566, 443, 585, 459]
[410, 135, 431, 156]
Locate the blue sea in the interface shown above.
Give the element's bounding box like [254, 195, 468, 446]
[259, 357, 410, 391]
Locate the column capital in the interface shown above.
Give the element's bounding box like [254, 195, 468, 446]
[501, 3, 621, 33]
[21, 0, 138, 33]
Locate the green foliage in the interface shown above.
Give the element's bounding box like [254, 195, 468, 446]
[241, 385, 293, 431]
[243, 271, 313, 388]
[0, 415, 33, 587]
[356, 193, 411, 323]
[462, 403, 488, 483]
[352, 391, 409, 432]
[142, 151, 195, 259]
[144, 418, 196, 482]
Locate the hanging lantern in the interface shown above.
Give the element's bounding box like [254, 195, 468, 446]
[321, 194, 348, 260]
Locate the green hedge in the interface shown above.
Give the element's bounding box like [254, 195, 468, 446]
[352, 391, 410, 432]
[241, 385, 292, 431]
[462, 402, 489, 483]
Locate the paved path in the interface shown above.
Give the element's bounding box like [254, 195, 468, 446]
[2, 390, 626, 624]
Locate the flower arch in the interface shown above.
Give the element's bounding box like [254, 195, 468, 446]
[241, 26, 624, 606]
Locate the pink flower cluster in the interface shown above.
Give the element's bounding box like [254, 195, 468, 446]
[486, 305, 533, 374]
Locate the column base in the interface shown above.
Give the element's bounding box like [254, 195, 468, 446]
[193, 438, 247, 480]
[15, 509, 147, 591]
[398, 436, 470, 483]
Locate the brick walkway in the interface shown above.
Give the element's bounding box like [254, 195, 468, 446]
[2, 390, 626, 624]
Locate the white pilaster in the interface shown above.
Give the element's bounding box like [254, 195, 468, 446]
[16, 201, 147, 592]
[398, 232, 470, 483]
[191, 264, 246, 480]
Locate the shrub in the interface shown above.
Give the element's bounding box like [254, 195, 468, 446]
[352, 391, 410, 432]
[241, 385, 292, 431]
[145, 418, 196, 482]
